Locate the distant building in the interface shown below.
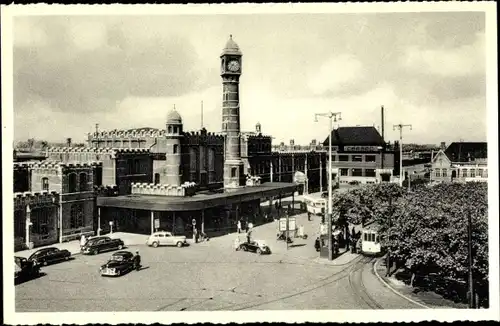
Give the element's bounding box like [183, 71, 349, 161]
[322, 126, 398, 185]
[430, 142, 488, 183]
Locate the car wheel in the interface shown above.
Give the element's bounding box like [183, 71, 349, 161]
[93, 249, 99, 255]
[118, 244, 123, 250]
[43, 260, 48, 266]
[176, 242, 183, 248]
[256, 248, 262, 255]
[65, 256, 70, 260]
[117, 270, 121, 276]
[32, 259, 38, 266]
[152, 242, 159, 248]
[242, 246, 248, 252]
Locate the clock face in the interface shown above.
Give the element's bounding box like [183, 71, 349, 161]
[227, 60, 240, 72]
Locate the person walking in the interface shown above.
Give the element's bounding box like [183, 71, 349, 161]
[80, 233, 87, 251]
[133, 250, 141, 271]
[237, 220, 242, 234]
[307, 211, 311, 221]
[246, 229, 252, 244]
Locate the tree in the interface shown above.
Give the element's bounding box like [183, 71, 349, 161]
[387, 182, 488, 306]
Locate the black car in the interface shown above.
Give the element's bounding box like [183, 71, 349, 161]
[28, 247, 71, 266]
[81, 236, 124, 255]
[99, 251, 135, 277]
[15, 256, 41, 282]
[238, 241, 272, 255]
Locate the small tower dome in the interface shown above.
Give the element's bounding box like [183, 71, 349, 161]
[256, 122, 261, 133]
[167, 108, 182, 125]
[221, 34, 242, 56]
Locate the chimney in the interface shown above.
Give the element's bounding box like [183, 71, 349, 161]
[256, 122, 261, 133]
[66, 137, 72, 147]
[311, 139, 316, 146]
[290, 139, 295, 147]
[440, 142, 446, 150]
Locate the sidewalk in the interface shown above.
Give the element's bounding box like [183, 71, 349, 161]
[373, 257, 468, 309]
[15, 232, 150, 258]
[312, 251, 360, 266]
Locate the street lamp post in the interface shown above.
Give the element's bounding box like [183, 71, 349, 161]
[393, 124, 412, 187]
[467, 210, 474, 308]
[315, 111, 342, 261]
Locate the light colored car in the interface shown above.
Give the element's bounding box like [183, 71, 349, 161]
[147, 231, 187, 248]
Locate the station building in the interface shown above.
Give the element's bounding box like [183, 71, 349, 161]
[322, 126, 399, 185]
[13, 35, 299, 250]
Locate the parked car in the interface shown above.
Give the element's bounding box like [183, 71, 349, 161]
[28, 247, 71, 266]
[238, 240, 271, 255]
[99, 251, 135, 277]
[81, 236, 124, 255]
[15, 256, 41, 282]
[147, 231, 187, 248]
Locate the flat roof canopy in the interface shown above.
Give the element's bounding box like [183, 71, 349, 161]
[97, 182, 298, 212]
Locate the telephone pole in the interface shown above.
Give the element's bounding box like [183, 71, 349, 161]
[393, 123, 412, 187]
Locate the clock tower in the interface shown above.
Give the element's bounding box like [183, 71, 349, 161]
[221, 35, 244, 189]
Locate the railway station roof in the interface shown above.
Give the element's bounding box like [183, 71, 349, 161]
[97, 182, 297, 212]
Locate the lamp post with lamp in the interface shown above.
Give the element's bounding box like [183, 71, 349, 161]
[315, 111, 342, 261]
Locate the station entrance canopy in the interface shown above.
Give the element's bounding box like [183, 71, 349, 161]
[97, 182, 297, 212]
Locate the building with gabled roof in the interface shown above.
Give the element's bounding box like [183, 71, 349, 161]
[430, 141, 488, 183]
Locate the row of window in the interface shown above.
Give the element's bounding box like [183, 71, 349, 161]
[41, 172, 89, 193]
[435, 168, 488, 178]
[167, 126, 181, 134]
[339, 168, 377, 177]
[334, 154, 377, 162]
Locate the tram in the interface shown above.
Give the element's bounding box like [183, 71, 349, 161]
[303, 194, 326, 215]
[359, 222, 383, 256]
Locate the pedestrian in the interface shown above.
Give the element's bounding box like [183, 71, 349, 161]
[307, 211, 311, 221]
[246, 229, 252, 244]
[314, 237, 321, 252]
[133, 250, 141, 271]
[237, 220, 242, 234]
[80, 233, 87, 250]
[194, 228, 198, 243]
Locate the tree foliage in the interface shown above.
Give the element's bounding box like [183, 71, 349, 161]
[333, 182, 489, 305]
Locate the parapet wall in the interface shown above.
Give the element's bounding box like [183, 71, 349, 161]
[131, 181, 197, 197]
[89, 129, 166, 139]
[14, 190, 60, 209]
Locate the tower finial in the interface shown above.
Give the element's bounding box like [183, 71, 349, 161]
[230, 34, 232, 39]
[173, 104, 176, 111]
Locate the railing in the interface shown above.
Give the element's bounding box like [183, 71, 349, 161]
[61, 230, 95, 242]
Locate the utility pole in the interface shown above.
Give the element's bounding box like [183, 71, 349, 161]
[201, 100, 204, 129]
[315, 111, 342, 261]
[393, 123, 412, 187]
[468, 210, 475, 308]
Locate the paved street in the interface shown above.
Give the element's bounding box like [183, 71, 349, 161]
[15, 211, 424, 311]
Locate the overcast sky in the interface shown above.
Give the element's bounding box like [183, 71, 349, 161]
[12, 10, 488, 145]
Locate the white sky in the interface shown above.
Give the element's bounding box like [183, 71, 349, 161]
[10, 9, 489, 146]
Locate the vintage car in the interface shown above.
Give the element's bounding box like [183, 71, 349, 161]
[99, 251, 135, 277]
[81, 236, 124, 255]
[28, 247, 71, 266]
[146, 231, 187, 248]
[238, 240, 272, 255]
[15, 256, 41, 282]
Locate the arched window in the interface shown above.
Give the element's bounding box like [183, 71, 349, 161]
[70, 203, 84, 229]
[68, 173, 77, 193]
[42, 177, 49, 191]
[168, 126, 172, 134]
[79, 173, 87, 191]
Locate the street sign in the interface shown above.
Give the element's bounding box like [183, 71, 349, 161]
[192, 219, 196, 226]
[279, 218, 296, 232]
[154, 219, 160, 229]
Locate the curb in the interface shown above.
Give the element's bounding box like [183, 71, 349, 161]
[373, 258, 430, 309]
